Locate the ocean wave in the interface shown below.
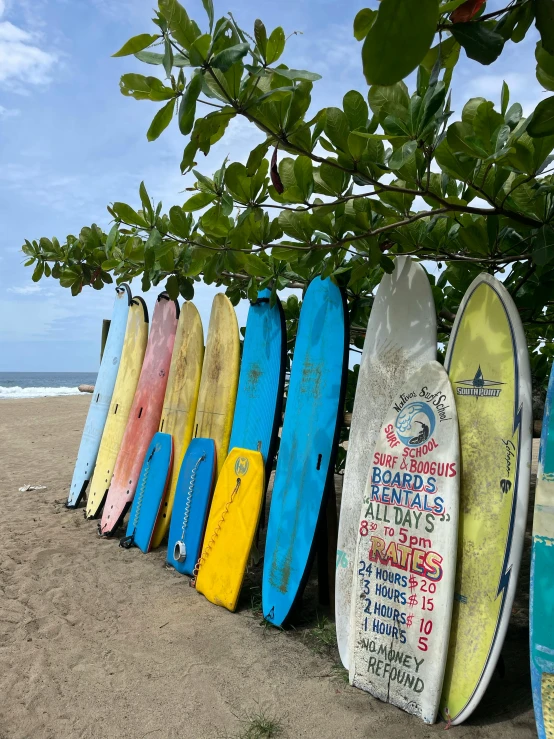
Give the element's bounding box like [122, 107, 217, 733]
[0, 386, 83, 399]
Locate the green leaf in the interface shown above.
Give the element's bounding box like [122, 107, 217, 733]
[120, 73, 175, 101]
[533, 225, 554, 265]
[343, 90, 368, 131]
[353, 8, 376, 41]
[182, 191, 216, 211]
[241, 253, 273, 277]
[473, 100, 504, 150]
[447, 121, 484, 156]
[112, 202, 149, 227]
[389, 140, 417, 170]
[501, 80, 509, 116]
[147, 98, 176, 141]
[254, 19, 268, 58]
[113, 33, 159, 57]
[211, 43, 249, 72]
[158, 0, 199, 50]
[537, 41, 554, 77]
[266, 27, 285, 64]
[536, 0, 554, 55]
[451, 22, 504, 65]
[201, 0, 214, 30]
[362, 0, 439, 86]
[225, 162, 252, 203]
[294, 156, 314, 200]
[139, 181, 154, 223]
[179, 72, 203, 135]
[134, 50, 190, 66]
[189, 34, 211, 66]
[325, 107, 351, 153]
[368, 82, 410, 117]
[164, 274, 179, 299]
[246, 140, 270, 176]
[169, 206, 192, 237]
[32, 261, 44, 282]
[163, 36, 173, 78]
[269, 68, 321, 81]
[528, 96, 554, 137]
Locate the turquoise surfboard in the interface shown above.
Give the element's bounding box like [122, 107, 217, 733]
[166, 438, 217, 575]
[120, 432, 173, 553]
[228, 289, 286, 478]
[531, 361, 554, 738]
[66, 285, 131, 508]
[262, 276, 348, 626]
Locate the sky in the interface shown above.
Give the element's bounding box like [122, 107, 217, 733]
[0, 0, 545, 371]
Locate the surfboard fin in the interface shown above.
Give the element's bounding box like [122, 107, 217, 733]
[119, 531, 136, 549]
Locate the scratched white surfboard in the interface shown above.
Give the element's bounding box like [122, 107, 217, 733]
[349, 360, 459, 724]
[336, 256, 437, 669]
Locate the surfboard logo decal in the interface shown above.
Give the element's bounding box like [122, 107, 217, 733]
[395, 401, 435, 447]
[454, 366, 504, 397]
[235, 456, 250, 476]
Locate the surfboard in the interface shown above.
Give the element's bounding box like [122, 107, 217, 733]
[439, 273, 532, 725]
[119, 432, 173, 552]
[228, 289, 286, 478]
[149, 302, 204, 549]
[166, 438, 216, 575]
[192, 293, 240, 477]
[66, 285, 132, 508]
[349, 360, 459, 724]
[195, 448, 265, 611]
[85, 296, 149, 519]
[336, 256, 437, 668]
[262, 276, 348, 627]
[531, 361, 554, 739]
[99, 293, 179, 536]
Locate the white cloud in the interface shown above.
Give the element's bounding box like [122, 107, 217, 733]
[0, 18, 57, 90]
[0, 104, 19, 118]
[8, 285, 43, 295]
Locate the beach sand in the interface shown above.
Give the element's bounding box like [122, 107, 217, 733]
[0, 396, 537, 738]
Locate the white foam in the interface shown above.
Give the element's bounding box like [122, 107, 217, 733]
[0, 386, 83, 399]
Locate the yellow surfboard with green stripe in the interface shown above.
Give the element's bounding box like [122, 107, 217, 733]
[85, 297, 149, 519]
[150, 302, 204, 548]
[440, 273, 532, 724]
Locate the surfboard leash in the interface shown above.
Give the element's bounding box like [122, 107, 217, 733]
[119, 444, 157, 549]
[173, 453, 206, 562]
[190, 477, 242, 588]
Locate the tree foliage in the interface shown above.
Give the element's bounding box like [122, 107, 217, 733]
[23, 0, 554, 391]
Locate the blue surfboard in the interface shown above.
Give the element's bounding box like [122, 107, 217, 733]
[262, 276, 348, 626]
[166, 438, 216, 575]
[66, 284, 131, 508]
[228, 289, 286, 479]
[531, 361, 554, 738]
[120, 432, 173, 552]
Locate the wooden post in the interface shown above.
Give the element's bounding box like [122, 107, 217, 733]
[100, 319, 110, 362]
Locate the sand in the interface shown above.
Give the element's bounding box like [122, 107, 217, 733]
[0, 396, 537, 738]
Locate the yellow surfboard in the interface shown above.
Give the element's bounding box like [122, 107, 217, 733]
[440, 274, 532, 724]
[195, 448, 264, 611]
[150, 302, 204, 548]
[192, 293, 240, 477]
[85, 297, 149, 519]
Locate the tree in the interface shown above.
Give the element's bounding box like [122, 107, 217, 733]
[23, 0, 554, 395]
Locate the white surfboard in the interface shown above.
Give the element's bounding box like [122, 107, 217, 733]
[336, 256, 437, 668]
[349, 360, 459, 724]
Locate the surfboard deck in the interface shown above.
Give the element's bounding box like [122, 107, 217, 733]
[166, 438, 217, 576]
[336, 257, 437, 668]
[150, 302, 204, 549]
[192, 293, 240, 478]
[262, 276, 348, 627]
[349, 360, 459, 724]
[195, 448, 265, 612]
[85, 296, 149, 519]
[228, 289, 286, 480]
[99, 293, 179, 536]
[531, 361, 554, 739]
[439, 273, 532, 725]
[66, 285, 132, 508]
[119, 432, 173, 553]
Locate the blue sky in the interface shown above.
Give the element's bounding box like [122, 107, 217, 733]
[0, 0, 544, 371]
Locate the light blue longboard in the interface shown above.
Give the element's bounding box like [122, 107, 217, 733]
[229, 289, 286, 484]
[262, 276, 347, 627]
[66, 285, 131, 508]
[531, 361, 554, 738]
[120, 432, 173, 553]
[166, 438, 216, 575]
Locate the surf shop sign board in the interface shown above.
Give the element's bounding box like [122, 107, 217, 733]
[349, 361, 459, 724]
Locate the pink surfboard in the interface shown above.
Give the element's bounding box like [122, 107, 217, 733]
[99, 292, 179, 536]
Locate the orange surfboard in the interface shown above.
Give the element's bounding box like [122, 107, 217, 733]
[99, 292, 179, 536]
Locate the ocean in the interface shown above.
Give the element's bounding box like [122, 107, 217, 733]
[0, 372, 98, 399]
